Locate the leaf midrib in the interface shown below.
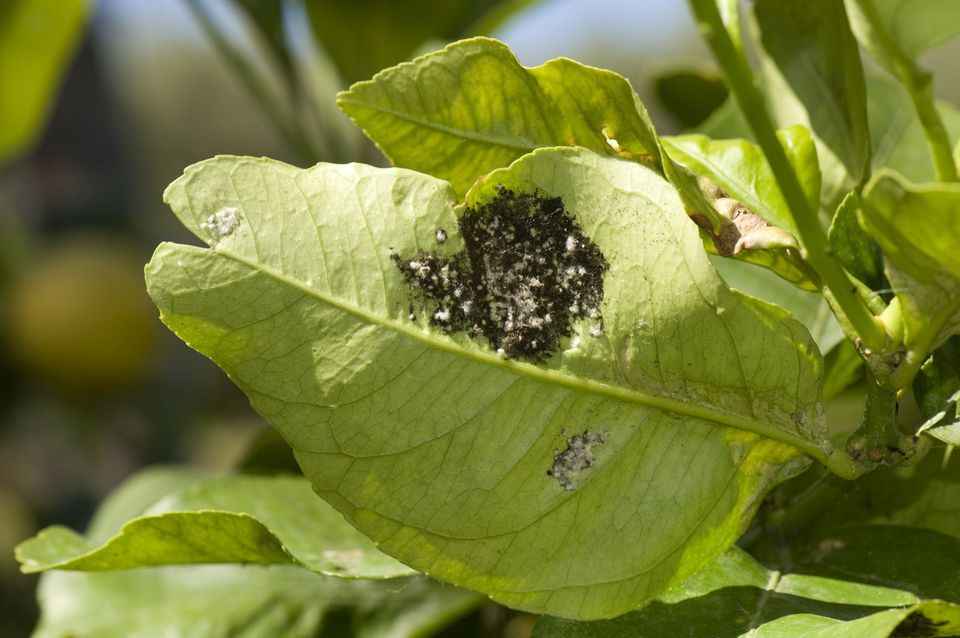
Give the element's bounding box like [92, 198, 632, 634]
[338, 95, 541, 153]
[165, 242, 826, 460]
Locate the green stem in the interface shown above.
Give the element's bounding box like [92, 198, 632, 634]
[184, 0, 321, 164]
[850, 0, 958, 182]
[845, 368, 903, 465]
[687, 0, 889, 355]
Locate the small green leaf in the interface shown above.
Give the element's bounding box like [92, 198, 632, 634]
[653, 69, 728, 129]
[844, 0, 960, 73]
[16, 474, 414, 578]
[0, 0, 89, 164]
[663, 127, 822, 290]
[755, 0, 870, 205]
[146, 148, 826, 618]
[859, 170, 960, 351]
[915, 336, 960, 422]
[827, 191, 883, 290]
[664, 126, 822, 237]
[337, 37, 659, 197]
[535, 525, 960, 638]
[29, 467, 480, 638]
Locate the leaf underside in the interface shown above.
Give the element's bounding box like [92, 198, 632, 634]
[146, 146, 824, 619]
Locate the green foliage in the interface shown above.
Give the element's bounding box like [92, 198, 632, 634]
[859, 171, 960, 358]
[144, 148, 826, 618]
[535, 527, 960, 637]
[26, 469, 478, 638]
[827, 191, 883, 291]
[844, 0, 960, 75]
[338, 38, 660, 197]
[0, 0, 88, 164]
[17, 475, 413, 578]
[755, 0, 871, 203]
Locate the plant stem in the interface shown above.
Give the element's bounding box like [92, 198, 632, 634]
[850, 0, 958, 183]
[687, 0, 889, 355]
[845, 368, 903, 465]
[184, 0, 321, 164]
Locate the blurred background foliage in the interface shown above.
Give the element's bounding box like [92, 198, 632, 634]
[3, 0, 960, 635]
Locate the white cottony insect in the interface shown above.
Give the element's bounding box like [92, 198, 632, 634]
[201, 207, 241, 240]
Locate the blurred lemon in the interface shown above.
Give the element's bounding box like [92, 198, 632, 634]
[5, 235, 157, 393]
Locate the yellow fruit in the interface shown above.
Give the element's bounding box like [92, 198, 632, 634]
[5, 235, 157, 392]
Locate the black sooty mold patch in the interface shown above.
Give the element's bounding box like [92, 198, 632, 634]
[392, 188, 608, 362]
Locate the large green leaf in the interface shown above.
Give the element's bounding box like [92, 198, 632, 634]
[0, 0, 88, 164]
[844, 0, 960, 73]
[337, 37, 659, 197]
[859, 170, 960, 352]
[34, 569, 478, 638]
[535, 525, 960, 637]
[16, 474, 414, 578]
[306, 2, 536, 84]
[755, 0, 870, 209]
[28, 468, 478, 638]
[146, 148, 825, 618]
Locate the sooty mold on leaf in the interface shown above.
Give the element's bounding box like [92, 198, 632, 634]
[392, 188, 608, 362]
[548, 430, 608, 491]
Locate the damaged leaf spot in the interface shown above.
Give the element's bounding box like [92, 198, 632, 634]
[201, 207, 242, 240]
[392, 188, 608, 362]
[548, 430, 608, 491]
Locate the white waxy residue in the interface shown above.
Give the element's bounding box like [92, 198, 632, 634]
[201, 207, 242, 241]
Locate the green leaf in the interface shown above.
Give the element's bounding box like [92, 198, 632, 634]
[844, 0, 960, 73]
[34, 568, 478, 638]
[337, 37, 659, 197]
[795, 446, 960, 542]
[914, 336, 960, 444]
[869, 74, 960, 183]
[709, 257, 843, 354]
[827, 191, 883, 290]
[755, 0, 870, 205]
[663, 127, 822, 290]
[0, 0, 89, 164]
[653, 69, 728, 129]
[17, 474, 414, 578]
[146, 148, 827, 618]
[306, 1, 536, 84]
[915, 336, 960, 422]
[28, 468, 479, 638]
[534, 526, 960, 637]
[664, 126, 822, 237]
[859, 170, 960, 352]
